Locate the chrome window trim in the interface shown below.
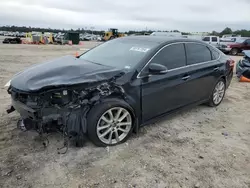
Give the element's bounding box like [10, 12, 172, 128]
[137, 41, 221, 79]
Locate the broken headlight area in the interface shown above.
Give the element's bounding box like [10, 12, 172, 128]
[7, 81, 125, 153]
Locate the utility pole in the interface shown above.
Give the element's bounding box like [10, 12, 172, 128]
[91, 27, 94, 35]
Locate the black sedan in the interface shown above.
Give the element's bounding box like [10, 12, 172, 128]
[6, 36, 234, 147]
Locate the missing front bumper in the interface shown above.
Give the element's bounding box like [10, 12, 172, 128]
[11, 99, 37, 120]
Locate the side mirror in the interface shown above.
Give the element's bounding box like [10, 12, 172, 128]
[148, 63, 168, 74]
[243, 41, 248, 45]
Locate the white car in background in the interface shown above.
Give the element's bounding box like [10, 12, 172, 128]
[150, 31, 182, 37]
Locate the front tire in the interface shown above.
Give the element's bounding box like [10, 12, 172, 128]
[87, 99, 134, 147]
[208, 79, 226, 107]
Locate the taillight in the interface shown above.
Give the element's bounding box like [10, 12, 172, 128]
[227, 59, 235, 68]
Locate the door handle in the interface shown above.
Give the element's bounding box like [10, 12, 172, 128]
[182, 75, 190, 80]
[214, 67, 219, 71]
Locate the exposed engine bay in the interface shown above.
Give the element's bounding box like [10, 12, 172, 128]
[236, 50, 250, 80]
[7, 73, 126, 154]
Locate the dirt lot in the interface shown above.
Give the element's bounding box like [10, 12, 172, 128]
[0, 38, 250, 188]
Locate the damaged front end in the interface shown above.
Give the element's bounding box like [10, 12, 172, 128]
[236, 50, 250, 80]
[7, 75, 125, 152]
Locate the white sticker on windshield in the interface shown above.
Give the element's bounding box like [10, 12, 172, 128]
[130, 47, 150, 53]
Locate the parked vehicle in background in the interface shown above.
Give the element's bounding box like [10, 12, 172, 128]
[182, 35, 203, 40]
[16, 32, 26, 37]
[219, 38, 250, 55]
[202, 36, 220, 48]
[150, 32, 182, 37]
[54, 33, 65, 44]
[236, 50, 250, 79]
[6, 36, 234, 147]
[80, 34, 97, 41]
[97, 36, 102, 41]
[2, 37, 22, 44]
[102, 28, 125, 41]
[222, 34, 241, 39]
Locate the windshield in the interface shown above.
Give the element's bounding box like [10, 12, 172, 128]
[79, 38, 157, 69]
[236, 38, 246, 43]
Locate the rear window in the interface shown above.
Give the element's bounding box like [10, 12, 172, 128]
[211, 49, 220, 60]
[210, 48, 220, 60]
[185, 43, 212, 65]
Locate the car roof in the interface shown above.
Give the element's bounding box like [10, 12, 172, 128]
[119, 35, 204, 45]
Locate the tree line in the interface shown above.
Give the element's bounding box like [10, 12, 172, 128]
[0, 26, 250, 37]
[209, 27, 250, 37]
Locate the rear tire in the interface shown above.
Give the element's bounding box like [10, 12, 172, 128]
[87, 99, 134, 147]
[207, 79, 226, 107]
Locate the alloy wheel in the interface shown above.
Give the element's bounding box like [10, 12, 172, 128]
[96, 107, 132, 145]
[213, 81, 225, 105]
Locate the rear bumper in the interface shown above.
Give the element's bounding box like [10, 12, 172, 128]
[226, 70, 233, 89]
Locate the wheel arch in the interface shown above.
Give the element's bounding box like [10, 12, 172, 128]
[230, 47, 240, 55]
[221, 75, 226, 84]
[208, 76, 226, 100]
[89, 96, 139, 133]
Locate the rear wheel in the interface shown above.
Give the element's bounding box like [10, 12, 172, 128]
[208, 79, 226, 107]
[230, 48, 239, 56]
[87, 100, 133, 146]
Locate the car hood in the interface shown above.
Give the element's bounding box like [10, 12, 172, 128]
[10, 55, 125, 92]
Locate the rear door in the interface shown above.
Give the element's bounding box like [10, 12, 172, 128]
[140, 43, 194, 122]
[202, 36, 210, 45]
[183, 43, 223, 102]
[211, 37, 219, 48]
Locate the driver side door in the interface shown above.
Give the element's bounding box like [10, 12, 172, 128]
[139, 43, 192, 122]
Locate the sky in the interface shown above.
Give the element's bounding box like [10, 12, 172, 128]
[0, 0, 249, 32]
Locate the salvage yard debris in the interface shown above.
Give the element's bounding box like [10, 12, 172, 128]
[236, 50, 250, 82]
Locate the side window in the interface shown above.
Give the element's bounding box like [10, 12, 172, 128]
[185, 43, 212, 65]
[150, 43, 186, 70]
[209, 48, 220, 60]
[202, 37, 210, 42]
[212, 37, 218, 42]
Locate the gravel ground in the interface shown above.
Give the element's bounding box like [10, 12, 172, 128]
[0, 37, 249, 188]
